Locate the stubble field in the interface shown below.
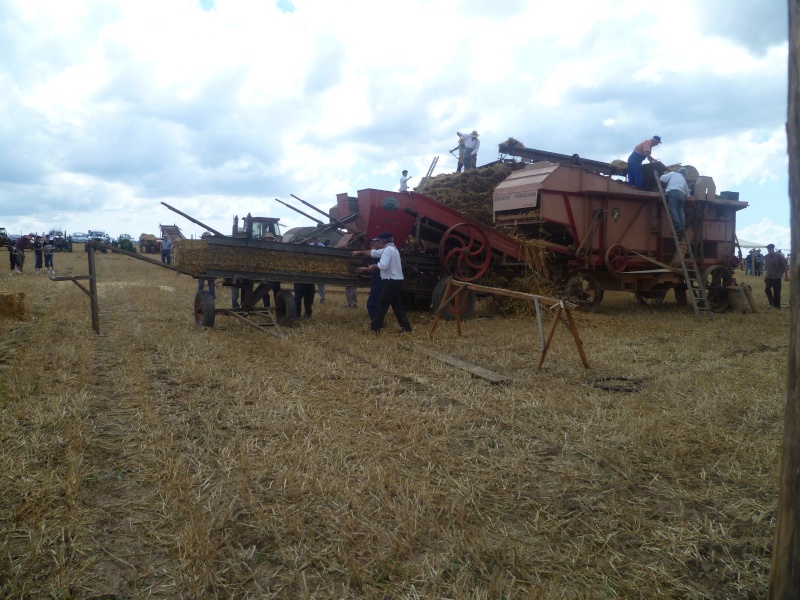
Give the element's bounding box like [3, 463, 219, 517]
[0, 249, 790, 598]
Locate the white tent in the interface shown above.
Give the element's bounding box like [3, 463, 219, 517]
[738, 239, 768, 249]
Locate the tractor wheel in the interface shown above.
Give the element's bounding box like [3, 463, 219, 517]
[194, 291, 216, 327]
[274, 289, 296, 325]
[432, 278, 476, 321]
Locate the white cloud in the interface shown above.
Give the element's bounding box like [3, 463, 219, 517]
[737, 217, 791, 253]
[0, 0, 791, 245]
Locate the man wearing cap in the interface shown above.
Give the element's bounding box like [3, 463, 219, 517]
[764, 244, 788, 310]
[659, 167, 690, 236]
[628, 136, 662, 190]
[457, 130, 480, 171]
[363, 231, 412, 333]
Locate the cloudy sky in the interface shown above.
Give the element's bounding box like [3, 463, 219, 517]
[1, 0, 791, 250]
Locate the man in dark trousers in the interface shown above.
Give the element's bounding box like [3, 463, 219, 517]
[365, 231, 412, 334]
[293, 282, 316, 318]
[764, 243, 788, 310]
[353, 237, 385, 325]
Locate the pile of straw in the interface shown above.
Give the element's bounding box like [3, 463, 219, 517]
[419, 162, 524, 226]
[0, 292, 25, 320]
[174, 239, 355, 277]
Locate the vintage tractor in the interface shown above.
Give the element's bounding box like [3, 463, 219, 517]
[139, 234, 161, 254]
[49, 230, 73, 252]
[114, 234, 136, 252]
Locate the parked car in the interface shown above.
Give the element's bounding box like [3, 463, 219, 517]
[71, 232, 89, 243]
[86, 230, 109, 253]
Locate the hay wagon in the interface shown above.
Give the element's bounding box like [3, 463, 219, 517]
[173, 187, 538, 329]
[491, 159, 747, 311]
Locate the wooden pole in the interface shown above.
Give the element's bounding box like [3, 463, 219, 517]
[769, 2, 800, 596]
[563, 307, 590, 369]
[454, 284, 462, 336]
[536, 305, 562, 371]
[87, 243, 100, 334]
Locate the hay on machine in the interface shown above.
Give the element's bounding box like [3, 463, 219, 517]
[174, 239, 354, 278]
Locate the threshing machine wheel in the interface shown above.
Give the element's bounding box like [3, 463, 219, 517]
[635, 291, 667, 305]
[432, 278, 477, 321]
[194, 291, 216, 327]
[702, 265, 732, 313]
[605, 244, 629, 274]
[564, 274, 603, 313]
[274, 289, 297, 325]
[439, 223, 491, 282]
[723, 243, 741, 271]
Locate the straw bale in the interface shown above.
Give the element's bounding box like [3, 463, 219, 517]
[0, 291, 26, 320]
[174, 239, 354, 277]
[500, 136, 526, 149]
[610, 159, 628, 175]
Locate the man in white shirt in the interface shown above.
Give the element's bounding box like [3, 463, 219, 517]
[365, 231, 412, 333]
[457, 130, 480, 170]
[399, 170, 412, 193]
[659, 167, 690, 236]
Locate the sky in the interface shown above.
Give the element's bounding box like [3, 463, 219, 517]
[0, 0, 792, 251]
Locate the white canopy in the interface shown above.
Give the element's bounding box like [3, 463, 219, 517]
[738, 239, 768, 249]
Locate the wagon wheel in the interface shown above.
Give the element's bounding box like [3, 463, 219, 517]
[274, 289, 296, 325]
[439, 223, 491, 282]
[635, 291, 667, 305]
[431, 278, 476, 321]
[605, 244, 629, 274]
[702, 265, 732, 312]
[564, 274, 603, 312]
[194, 291, 216, 327]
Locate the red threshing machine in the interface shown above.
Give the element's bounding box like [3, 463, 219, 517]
[490, 158, 747, 311]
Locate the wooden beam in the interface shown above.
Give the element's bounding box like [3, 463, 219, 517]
[407, 344, 510, 385]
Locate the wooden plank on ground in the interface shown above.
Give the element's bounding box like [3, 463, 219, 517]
[406, 343, 510, 385]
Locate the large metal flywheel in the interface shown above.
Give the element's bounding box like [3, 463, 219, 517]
[439, 223, 492, 282]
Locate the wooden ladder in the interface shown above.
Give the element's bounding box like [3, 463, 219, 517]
[654, 176, 712, 321]
[416, 156, 439, 193]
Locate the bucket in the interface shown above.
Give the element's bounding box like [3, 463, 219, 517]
[727, 286, 751, 313]
[741, 283, 760, 313]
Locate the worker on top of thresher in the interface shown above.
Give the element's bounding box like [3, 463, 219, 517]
[399, 170, 412, 193]
[659, 167, 690, 238]
[450, 137, 466, 173]
[627, 135, 662, 189]
[457, 130, 480, 170]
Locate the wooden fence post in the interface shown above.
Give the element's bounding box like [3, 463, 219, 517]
[769, 2, 800, 597]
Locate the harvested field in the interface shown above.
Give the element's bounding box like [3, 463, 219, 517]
[0, 250, 788, 598]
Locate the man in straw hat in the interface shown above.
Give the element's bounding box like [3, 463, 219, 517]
[457, 130, 480, 170]
[628, 135, 662, 189]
